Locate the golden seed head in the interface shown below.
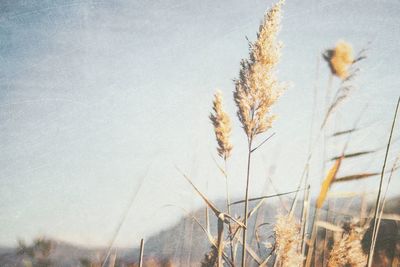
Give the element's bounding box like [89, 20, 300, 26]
[325, 40, 354, 79]
[274, 214, 304, 267]
[210, 90, 233, 160]
[234, 0, 286, 140]
[328, 224, 366, 267]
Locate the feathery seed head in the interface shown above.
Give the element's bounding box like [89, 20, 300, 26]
[210, 90, 233, 160]
[324, 40, 354, 79]
[234, 0, 286, 140]
[328, 224, 366, 267]
[274, 214, 304, 267]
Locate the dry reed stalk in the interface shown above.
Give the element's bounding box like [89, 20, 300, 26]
[233, 1, 286, 265]
[177, 206, 234, 267]
[217, 214, 225, 267]
[108, 250, 117, 267]
[250, 164, 278, 258]
[223, 165, 235, 265]
[178, 168, 245, 228]
[374, 154, 400, 240]
[367, 97, 400, 266]
[232, 232, 263, 265]
[210, 90, 235, 263]
[321, 43, 367, 129]
[305, 158, 342, 267]
[138, 239, 144, 267]
[321, 199, 333, 266]
[318, 156, 347, 266]
[291, 44, 365, 224]
[299, 56, 320, 261]
[179, 168, 247, 267]
[274, 214, 304, 267]
[206, 206, 210, 233]
[300, 185, 311, 257]
[290, 56, 320, 218]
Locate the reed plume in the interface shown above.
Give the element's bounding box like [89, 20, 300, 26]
[274, 214, 304, 267]
[328, 224, 366, 267]
[210, 90, 233, 160]
[234, 1, 286, 266]
[234, 2, 286, 266]
[234, 0, 285, 140]
[320, 43, 366, 128]
[323, 40, 354, 80]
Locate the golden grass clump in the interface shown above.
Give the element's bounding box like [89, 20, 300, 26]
[274, 214, 304, 267]
[234, 0, 285, 140]
[328, 225, 367, 267]
[326, 40, 354, 79]
[210, 90, 233, 160]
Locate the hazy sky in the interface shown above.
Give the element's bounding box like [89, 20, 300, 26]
[1, 0, 399, 247]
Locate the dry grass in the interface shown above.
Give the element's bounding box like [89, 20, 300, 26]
[121, 1, 400, 265]
[14, 3, 399, 267]
[179, 1, 399, 266]
[233, 1, 286, 265]
[234, 0, 285, 140]
[327, 224, 366, 267]
[274, 214, 304, 267]
[132, 1, 399, 267]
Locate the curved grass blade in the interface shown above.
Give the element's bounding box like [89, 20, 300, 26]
[316, 158, 342, 209]
[230, 189, 303, 206]
[329, 150, 375, 161]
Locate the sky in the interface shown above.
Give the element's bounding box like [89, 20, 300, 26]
[0, 0, 399, 248]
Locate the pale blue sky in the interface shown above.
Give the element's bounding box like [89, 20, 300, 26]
[0, 0, 399, 247]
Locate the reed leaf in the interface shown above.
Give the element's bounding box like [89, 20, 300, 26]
[174, 205, 234, 267]
[230, 189, 302, 205]
[331, 128, 359, 137]
[178, 167, 246, 228]
[315, 221, 343, 232]
[334, 172, 379, 183]
[316, 158, 342, 209]
[329, 150, 375, 161]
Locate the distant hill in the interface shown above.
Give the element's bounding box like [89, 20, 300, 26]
[1, 196, 399, 266]
[0, 240, 106, 267]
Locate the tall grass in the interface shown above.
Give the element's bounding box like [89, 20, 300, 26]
[176, 1, 399, 267]
[15, 1, 399, 267]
